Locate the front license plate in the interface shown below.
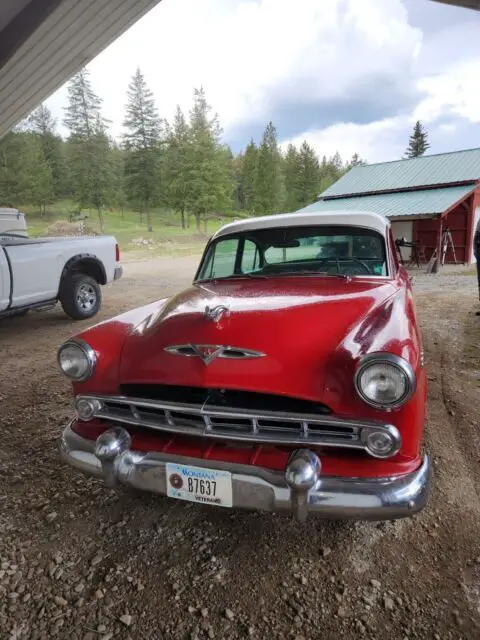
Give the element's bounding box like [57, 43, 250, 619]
[166, 463, 233, 508]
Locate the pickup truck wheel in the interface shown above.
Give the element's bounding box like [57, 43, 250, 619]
[60, 274, 102, 320]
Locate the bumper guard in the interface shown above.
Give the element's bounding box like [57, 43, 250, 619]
[60, 423, 431, 522]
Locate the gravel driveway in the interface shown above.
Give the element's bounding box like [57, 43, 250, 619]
[1, 257, 480, 640]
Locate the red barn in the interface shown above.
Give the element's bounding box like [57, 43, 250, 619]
[299, 148, 480, 266]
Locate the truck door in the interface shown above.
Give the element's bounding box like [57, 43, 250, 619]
[5, 242, 59, 307]
[0, 247, 11, 311]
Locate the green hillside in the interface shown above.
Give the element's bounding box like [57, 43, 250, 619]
[22, 201, 230, 255]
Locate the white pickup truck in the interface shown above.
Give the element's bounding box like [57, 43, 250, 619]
[0, 208, 122, 321]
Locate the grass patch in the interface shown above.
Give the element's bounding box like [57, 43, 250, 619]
[21, 201, 231, 254]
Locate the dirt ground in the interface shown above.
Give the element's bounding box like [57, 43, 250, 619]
[1, 256, 480, 640]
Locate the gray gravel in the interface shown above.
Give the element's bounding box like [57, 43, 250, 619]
[410, 266, 478, 295]
[1, 257, 480, 639]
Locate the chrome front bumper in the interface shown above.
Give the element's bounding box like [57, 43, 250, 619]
[60, 423, 431, 522]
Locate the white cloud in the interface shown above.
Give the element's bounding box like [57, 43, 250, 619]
[282, 117, 408, 164]
[44, 0, 480, 161]
[45, 0, 421, 139]
[414, 60, 480, 125]
[281, 0, 480, 163]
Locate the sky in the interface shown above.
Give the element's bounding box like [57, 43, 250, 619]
[45, 0, 480, 164]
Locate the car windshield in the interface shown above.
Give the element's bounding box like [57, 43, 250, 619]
[196, 225, 388, 281]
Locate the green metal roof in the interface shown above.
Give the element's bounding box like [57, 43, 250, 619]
[297, 185, 474, 219]
[321, 148, 480, 197]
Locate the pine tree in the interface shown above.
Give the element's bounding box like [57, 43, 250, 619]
[22, 133, 54, 213]
[405, 121, 430, 158]
[0, 132, 21, 205]
[109, 142, 128, 215]
[27, 104, 66, 199]
[122, 67, 163, 232]
[28, 104, 56, 136]
[254, 121, 283, 215]
[238, 140, 258, 212]
[231, 152, 244, 211]
[64, 69, 107, 136]
[63, 68, 112, 232]
[187, 87, 232, 231]
[297, 141, 320, 207]
[283, 144, 301, 211]
[224, 145, 236, 217]
[349, 152, 366, 168]
[0, 131, 52, 211]
[318, 153, 346, 193]
[164, 106, 191, 228]
[330, 151, 343, 172]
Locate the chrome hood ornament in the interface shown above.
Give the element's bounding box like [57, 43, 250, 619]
[164, 344, 265, 366]
[205, 305, 229, 323]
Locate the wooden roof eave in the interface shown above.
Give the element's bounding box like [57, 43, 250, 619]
[439, 184, 477, 219]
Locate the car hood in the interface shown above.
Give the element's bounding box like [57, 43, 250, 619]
[119, 277, 398, 402]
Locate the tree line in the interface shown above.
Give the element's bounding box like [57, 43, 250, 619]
[0, 67, 365, 232]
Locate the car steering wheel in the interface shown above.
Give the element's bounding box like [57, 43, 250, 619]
[335, 257, 372, 275]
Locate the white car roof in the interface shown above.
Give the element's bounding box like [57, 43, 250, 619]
[213, 210, 390, 240]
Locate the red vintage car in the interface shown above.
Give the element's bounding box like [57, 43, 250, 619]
[58, 211, 431, 522]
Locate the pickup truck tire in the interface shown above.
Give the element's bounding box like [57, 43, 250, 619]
[59, 273, 102, 320]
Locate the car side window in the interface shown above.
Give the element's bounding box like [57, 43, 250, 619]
[200, 238, 239, 279]
[241, 239, 260, 273]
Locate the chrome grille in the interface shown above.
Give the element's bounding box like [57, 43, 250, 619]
[119, 384, 332, 416]
[77, 394, 399, 454]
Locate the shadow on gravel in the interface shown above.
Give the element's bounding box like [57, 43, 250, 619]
[0, 309, 69, 333]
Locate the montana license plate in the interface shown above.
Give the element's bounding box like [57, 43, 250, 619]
[166, 463, 233, 508]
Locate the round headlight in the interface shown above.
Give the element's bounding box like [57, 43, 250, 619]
[58, 340, 96, 381]
[355, 353, 415, 409]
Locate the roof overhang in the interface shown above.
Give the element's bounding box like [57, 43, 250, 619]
[432, 0, 480, 9]
[0, 0, 163, 138]
[389, 214, 442, 222]
[299, 184, 476, 220]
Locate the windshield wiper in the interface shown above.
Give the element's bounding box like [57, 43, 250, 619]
[199, 271, 353, 283]
[198, 273, 268, 282]
[270, 270, 350, 280]
[240, 272, 268, 279]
